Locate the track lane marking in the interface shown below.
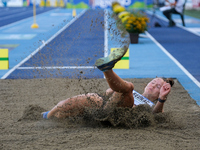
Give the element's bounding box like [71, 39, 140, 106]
[1, 9, 87, 79]
[146, 31, 200, 88]
[18, 66, 96, 69]
[104, 9, 108, 57]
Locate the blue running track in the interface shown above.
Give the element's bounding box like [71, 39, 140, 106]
[148, 27, 200, 82]
[5, 9, 104, 79]
[0, 7, 55, 27]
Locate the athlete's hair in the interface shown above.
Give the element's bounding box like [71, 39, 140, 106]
[163, 78, 174, 87]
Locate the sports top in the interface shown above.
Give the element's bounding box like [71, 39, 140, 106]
[133, 90, 155, 107]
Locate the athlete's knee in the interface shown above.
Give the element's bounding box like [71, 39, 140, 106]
[126, 82, 134, 93]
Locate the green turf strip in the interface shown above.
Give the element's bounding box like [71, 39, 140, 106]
[121, 57, 129, 60]
[0, 58, 9, 61]
[185, 10, 200, 19]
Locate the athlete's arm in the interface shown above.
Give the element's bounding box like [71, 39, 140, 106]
[153, 83, 171, 113]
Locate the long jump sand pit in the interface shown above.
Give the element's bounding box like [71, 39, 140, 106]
[0, 78, 200, 149]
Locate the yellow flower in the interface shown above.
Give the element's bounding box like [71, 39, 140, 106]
[129, 16, 135, 21]
[126, 26, 131, 30]
[121, 15, 130, 23]
[118, 11, 130, 19]
[127, 20, 133, 24]
[122, 11, 149, 33]
[113, 5, 126, 13]
[126, 24, 131, 27]
[141, 20, 144, 23]
[137, 24, 141, 29]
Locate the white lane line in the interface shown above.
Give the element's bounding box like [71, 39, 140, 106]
[0, 9, 36, 20]
[104, 9, 108, 57]
[146, 10, 200, 37]
[18, 66, 96, 69]
[187, 27, 200, 34]
[103, 9, 109, 79]
[1, 9, 87, 79]
[0, 8, 59, 29]
[50, 13, 72, 16]
[146, 31, 200, 88]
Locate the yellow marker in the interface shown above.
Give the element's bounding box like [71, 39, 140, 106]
[111, 48, 129, 69]
[40, 0, 45, 7]
[72, 9, 76, 18]
[31, 0, 39, 29]
[0, 49, 9, 70]
[60, 0, 65, 7]
[54, 0, 58, 7]
[46, 0, 51, 7]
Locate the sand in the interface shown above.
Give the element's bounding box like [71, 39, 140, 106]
[0, 78, 200, 150]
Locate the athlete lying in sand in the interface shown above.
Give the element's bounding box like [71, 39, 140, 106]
[42, 46, 174, 119]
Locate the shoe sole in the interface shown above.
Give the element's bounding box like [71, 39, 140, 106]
[95, 46, 128, 71]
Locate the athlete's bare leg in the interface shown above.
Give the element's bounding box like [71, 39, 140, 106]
[42, 93, 103, 119]
[95, 47, 134, 109]
[103, 70, 134, 109]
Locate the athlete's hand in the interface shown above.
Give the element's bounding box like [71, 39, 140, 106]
[159, 82, 171, 100]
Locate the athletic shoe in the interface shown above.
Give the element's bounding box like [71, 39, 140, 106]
[95, 46, 128, 72]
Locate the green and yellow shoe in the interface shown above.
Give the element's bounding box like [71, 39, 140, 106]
[95, 46, 128, 72]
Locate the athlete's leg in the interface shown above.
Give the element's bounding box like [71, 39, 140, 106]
[43, 93, 103, 119]
[104, 69, 134, 93]
[103, 70, 134, 109]
[95, 47, 134, 109]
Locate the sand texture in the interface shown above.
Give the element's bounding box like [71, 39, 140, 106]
[0, 78, 200, 150]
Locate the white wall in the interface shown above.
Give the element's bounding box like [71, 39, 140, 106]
[0, 0, 23, 7]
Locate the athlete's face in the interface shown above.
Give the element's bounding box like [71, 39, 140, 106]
[144, 78, 165, 100]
